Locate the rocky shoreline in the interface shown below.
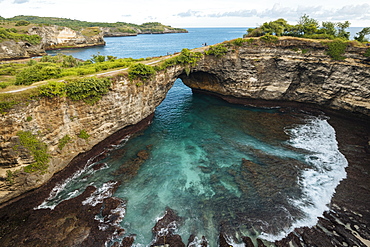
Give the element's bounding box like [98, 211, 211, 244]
[0, 99, 369, 247]
[0, 25, 187, 60]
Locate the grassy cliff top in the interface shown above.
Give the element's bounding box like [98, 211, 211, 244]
[0, 15, 187, 33]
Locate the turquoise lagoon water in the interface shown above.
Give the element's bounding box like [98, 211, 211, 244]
[40, 28, 348, 246]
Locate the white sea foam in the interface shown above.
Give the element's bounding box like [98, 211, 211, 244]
[223, 234, 246, 247]
[82, 181, 118, 206]
[34, 136, 131, 210]
[260, 117, 348, 242]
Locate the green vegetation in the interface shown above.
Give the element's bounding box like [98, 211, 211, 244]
[326, 39, 348, 60]
[81, 27, 101, 37]
[245, 14, 370, 60]
[245, 14, 354, 41]
[2, 54, 141, 87]
[3, 15, 187, 33]
[65, 77, 111, 104]
[15, 20, 30, 26]
[364, 48, 370, 57]
[38, 81, 66, 98]
[77, 129, 90, 140]
[26, 116, 32, 122]
[17, 130, 50, 173]
[355, 27, 370, 42]
[15, 62, 62, 85]
[230, 38, 247, 46]
[0, 87, 39, 114]
[156, 48, 203, 70]
[128, 63, 156, 82]
[205, 44, 229, 57]
[58, 134, 71, 150]
[0, 27, 41, 44]
[259, 34, 279, 43]
[6, 170, 14, 184]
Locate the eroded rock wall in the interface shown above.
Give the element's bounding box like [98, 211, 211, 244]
[0, 25, 105, 60]
[0, 66, 182, 203]
[0, 40, 46, 60]
[181, 38, 370, 116]
[28, 25, 105, 50]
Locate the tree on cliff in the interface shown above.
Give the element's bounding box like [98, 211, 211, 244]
[245, 14, 352, 41]
[354, 27, 370, 42]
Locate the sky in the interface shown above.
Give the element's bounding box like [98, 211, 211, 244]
[0, 0, 369, 28]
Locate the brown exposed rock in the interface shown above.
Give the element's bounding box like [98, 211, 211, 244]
[0, 40, 45, 60]
[180, 38, 370, 117]
[151, 207, 185, 247]
[28, 25, 105, 50]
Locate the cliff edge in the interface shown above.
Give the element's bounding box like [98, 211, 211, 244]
[181, 38, 370, 117]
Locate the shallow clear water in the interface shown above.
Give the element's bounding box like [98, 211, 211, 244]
[40, 28, 348, 246]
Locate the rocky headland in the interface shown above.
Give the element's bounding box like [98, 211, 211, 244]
[181, 38, 370, 117]
[0, 23, 187, 60]
[0, 37, 369, 246]
[28, 25, 106, 50]
[0, 25, 105, 60]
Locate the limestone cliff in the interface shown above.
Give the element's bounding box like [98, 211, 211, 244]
[181, 38, 370, 116]
[101, 26, 187, 37]
[0, 67, 181, 203]
[28, 25, 105, 50]
[0, 40, 46, 60]
[0, 25, 105, 60]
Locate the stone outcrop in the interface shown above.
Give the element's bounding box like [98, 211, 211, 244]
[180, 38, 370, 117]
[0, 25, 105, 60]
[101, 26, 188, 37]
[0, 40, 46, 60]
[28, 25, 105, 50]
[100, 27, 138, 37]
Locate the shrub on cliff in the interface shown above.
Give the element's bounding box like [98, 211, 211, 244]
[205, 44, 229, 57]
[0, 27, 41, 44]
[260, 34, 278, 43]
[230, 38, 246, 46]
[326, 39, 347, 60]
[128, 63, 156, 82]
[15, 20, 30, 26]
[17, 131, 50, 173]
[364, 48, 370, 57]
[65, 77, 111, 104]
[156, 49, 203, 71]
[15, 63, 62, 85]
[38, 81, 66, 98]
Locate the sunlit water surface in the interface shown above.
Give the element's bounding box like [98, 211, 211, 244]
[41, 28, 348, 246]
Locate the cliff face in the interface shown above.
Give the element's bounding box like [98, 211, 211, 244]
[0, 66, 182, 203]
[181, 38, 370, 116]
[101, 26, 188, 37]
[0, 25, 105, 60]
[28, 25, 105, 50]
[0, 40, 46, 60]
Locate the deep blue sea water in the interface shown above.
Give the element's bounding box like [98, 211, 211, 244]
[47, 28, 248, 60]
[41, 28, 348, 246]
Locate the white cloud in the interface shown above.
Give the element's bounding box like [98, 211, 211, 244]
[13, 0, 29, 3]
[176, 10, 204, 18]
[0, 0, 369, 27]
[173, 3, 370, 26]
